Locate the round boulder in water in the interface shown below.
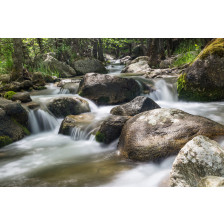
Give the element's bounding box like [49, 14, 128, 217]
[170, 135, 224, 187]
[78, 73, 141, 105]
[95, 115, 130, 144]
[110, 96, 160, 116]
[47, 97, 90, 118]
[118, 108, 224, 161]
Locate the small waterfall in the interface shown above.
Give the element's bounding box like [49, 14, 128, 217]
[70, 127, 95, 141]
[28, 109, 59, 134]
[149, 79, 178, 102]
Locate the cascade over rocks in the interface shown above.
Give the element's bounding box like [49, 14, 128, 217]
[60, 81, 80, 94]
[95, 115, 130, 144]
[110, 96, 160, 116]
[118, 108, 224, 161]
[122, 56, 151, 74]
[170, 136, 224, 187]
[0, 98, 29, 148]
[43, 53, 76, 77]
[177, 38, 224, 101]
[78, 73, 141, 105]
[59, 113, 96, 136]
[47, 97, 90, 118]
[72, 58, 107, 75]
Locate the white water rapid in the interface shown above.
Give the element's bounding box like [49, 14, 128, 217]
[1, 62, 224, 187]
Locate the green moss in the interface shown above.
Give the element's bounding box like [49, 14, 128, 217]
[4, 91, 16, 100]
[195, 38, 224, 61]
[177, 73, 224, 101]
[0, 136, 12, 148]
[12, 119, 30, 135]
[95, 131, 105, 143]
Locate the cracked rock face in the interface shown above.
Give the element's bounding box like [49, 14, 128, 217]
[117, 108, 224, 161]
[170, 136, 224, 187]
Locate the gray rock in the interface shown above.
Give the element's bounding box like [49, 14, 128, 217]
[110, 96, 160, 116]
[60, 81, 80, 94]
[32, 72, 46, 86]
[78, 73, 141, 105]
[73, 58, 107, 75]
[118, 108, 224, 161]
[95, 115, 130, 144]
[12, 92, 32, 103]
[44, 53, 76, 77]
[122, 56, 151, 74]
[47, 97, 90, 118]
[170, 136, 224, 187]
[0, 74, 11, 83]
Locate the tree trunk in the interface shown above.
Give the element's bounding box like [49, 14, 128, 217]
[92, 39, 98, 59]
[148, 38, 160, 67]
[97, 38, 104, 62]
[159, 38, 166, 60]
[12, 38, 23, 81]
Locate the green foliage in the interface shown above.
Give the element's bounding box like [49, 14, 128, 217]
[34, 63, 60, 77]
[0, 38, 13, 74]
[4, 91, 16, 100]
[172, 52, 198, 67]
[0, 136, 12, 148]
[171, 40, 204, 67]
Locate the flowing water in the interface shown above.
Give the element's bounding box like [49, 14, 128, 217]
[1, 60, 224, 187]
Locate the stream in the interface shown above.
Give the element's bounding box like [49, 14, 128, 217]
[1, 60, 224, 187]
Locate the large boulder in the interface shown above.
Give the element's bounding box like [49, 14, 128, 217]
[78, 73, 141, 105]
[95, 115, 130, 144]
[11, 92, 32, 103]
[122, 56, 151, 74]
[59, 113, 96, 136]
[0, 98, 28, 127]
[170, 136, 224, 187]
[47, 97, 90, 118]
[118, 108, 224, 161]
[43, 53, 76, 77]
[132, 45, 145, 59]
[110, 96, 160, 116]
[73, 58, 107, 75]
[0, 98, 30, 148]
[177, 38, 224, 101]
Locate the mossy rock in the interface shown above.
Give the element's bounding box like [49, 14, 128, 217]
[177, 38, 224, 102]
[0, 136, 12, 147]
[95, 131, 105, 143]
[4, 91, 16, 100]
[195, 38, 224, 61]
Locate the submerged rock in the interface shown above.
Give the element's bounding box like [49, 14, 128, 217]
[110, 96, 160, 116]
[47, 97, 90, 118]
[73, 58, 107, 75]
[11, 92, 32, 103]
[118, 108, 224, 161]
[170, 136, 224, 187]
[177, 38, 224, 101]
[78, 73, 141, 105]
[95, 115, 130, 144]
